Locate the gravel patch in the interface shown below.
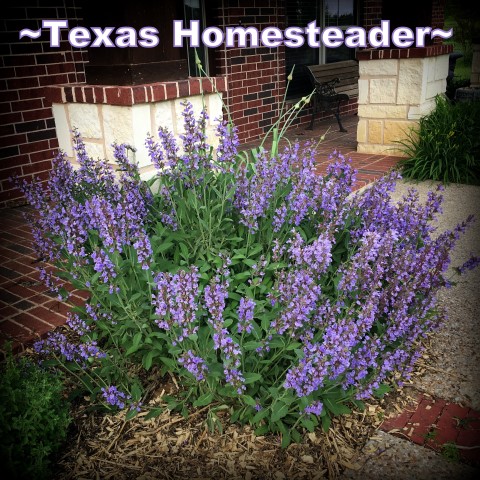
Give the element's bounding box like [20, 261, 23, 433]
[341, 430, 479, 479]
[389, 181, 480, 409]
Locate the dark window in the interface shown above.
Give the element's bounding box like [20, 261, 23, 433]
[285, 0, 357, 98]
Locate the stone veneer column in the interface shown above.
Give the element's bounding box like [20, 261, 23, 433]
[356, 45, 453, 156]
[44, 78, 227, 179]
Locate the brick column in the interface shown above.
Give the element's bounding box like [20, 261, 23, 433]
[213, 0, 286, 143]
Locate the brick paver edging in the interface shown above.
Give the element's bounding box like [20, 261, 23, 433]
[380, 393, 480, 466]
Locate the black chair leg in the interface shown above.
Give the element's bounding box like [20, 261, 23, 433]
[335, 101, 347, 132]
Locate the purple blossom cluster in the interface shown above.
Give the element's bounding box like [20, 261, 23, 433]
[152, 266, 200, 343]
[215, 118, 239, 173]
[101, 385, 130, 409]
[34, 330, 106, 367]
[458, 255, 480, 275]
[282, 171, 476, 401]
[178, 350, 209, 381]
[15, 131, 153, 294]
[237, 297, 255, 334]
[204, 272, 246, 393]
[303, 400, 323, 416]
[16, 98, 479, 426]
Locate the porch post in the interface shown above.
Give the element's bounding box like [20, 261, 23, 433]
[355, 45, 453, 156]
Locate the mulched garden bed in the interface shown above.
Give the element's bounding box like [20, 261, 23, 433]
[50, 359, 416, 480]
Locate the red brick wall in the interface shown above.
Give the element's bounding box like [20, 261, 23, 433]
[431, 0, 446, 44]
[213, 0, 287, 143]
[0, 3, 87, 208]
[362, 0, 383, 29]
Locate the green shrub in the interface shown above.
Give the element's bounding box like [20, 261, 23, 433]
[14, 92, 479, 446]
[398, 95, 480, 184]
[0, 347, 71, 479]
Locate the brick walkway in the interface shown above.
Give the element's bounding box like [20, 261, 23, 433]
[380, 393, 480, 466]
[0, 206, 89, 357]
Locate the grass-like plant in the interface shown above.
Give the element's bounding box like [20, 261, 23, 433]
[0, 346, 71, 479]
[397, 95, 480, 185]
[13, 90, 479, 446]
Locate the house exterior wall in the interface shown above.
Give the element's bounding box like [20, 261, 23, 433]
[1, 0, 449, 207]
[1, 2, 88, 208]
[212, 0, 287, 142]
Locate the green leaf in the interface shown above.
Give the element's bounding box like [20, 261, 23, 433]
[281, 429, 291, 448]
[373, 383, 391, 398]
[142, 350, 155, 371]
[144, 407, 163, 420]
[125, 344, 140, 356]
[131, 383, 142, 401]
[351, 399, 366, 411]
[243, 372, 262, 385]
[179, 243, 189, 260]
[321, 414, 331, 432]
[126, 408, 139, 421]
[160, 356, 176, 370]
[242, 395, 258, 407]
[193, 392, 214, 407]
[252, 407, 269, 424]
[254, 423, 270, 436]
[233, 271, 251, 281]
[291, 428, 302, 443]
[323, 398, 351, 416]
[301, 417, 316, 432]
[271, 401, 289, 422]
[155, 241, 174, 253]
[243, 341, 263, 351]
[248, 244, 263, 257]
[268, 337, 284, 349]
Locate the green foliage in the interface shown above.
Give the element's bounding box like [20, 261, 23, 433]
[441, 442, 461, 463]
[398, 95, 480, 184]
[0, 347, 71, 479]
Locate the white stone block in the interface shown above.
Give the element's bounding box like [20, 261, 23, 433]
[67, 103, 102, 138]
[434, 54, 449, 81]
[426, 79, 446, 100]
[408, 98, 437, 120]
[51, 103, 73, 157]
[426, 57, 436, 82]
[102, 105, 134, 161]
[359, 59, 398, 76]
[83, 141, 106, 160]
[397, 58, 427, 104]
[358, 79, 369, 104]
[369, 78, 397, 104]
[356, 118, 367, 143]
[358, 104, 408, 119]
[207, 93, 224, 125]
[153, 101, 174, 133]
[132, 104, 152, 168]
